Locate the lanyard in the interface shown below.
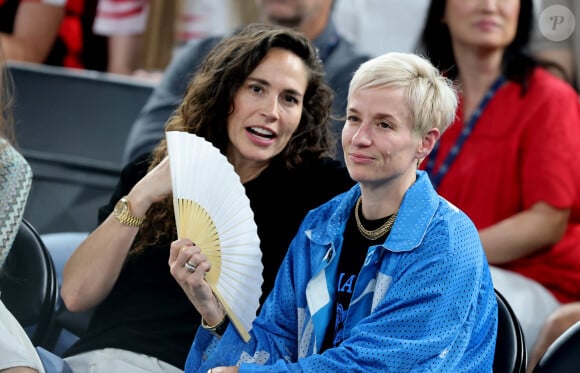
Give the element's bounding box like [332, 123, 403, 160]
[425, 75, 506, 189]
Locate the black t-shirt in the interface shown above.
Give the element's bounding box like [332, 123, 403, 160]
[63, 153, 354, 368]
[321, 205, 393, 351]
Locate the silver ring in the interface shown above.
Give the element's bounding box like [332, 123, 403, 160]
[184, 261, 196, 272]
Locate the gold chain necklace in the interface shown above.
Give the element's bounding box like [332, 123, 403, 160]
[354, 196, 397, 240]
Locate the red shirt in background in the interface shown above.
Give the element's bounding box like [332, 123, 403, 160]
[423, 68, 580, 303]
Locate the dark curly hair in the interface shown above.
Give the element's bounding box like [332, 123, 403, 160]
[421, 0, 537, 91]
[132, 23, 334, 255]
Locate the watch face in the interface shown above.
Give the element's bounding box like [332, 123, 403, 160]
[114, 199, 128, 216]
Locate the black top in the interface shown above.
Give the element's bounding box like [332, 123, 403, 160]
[63, 153, 354, 368]
[321, 206, 393, 351]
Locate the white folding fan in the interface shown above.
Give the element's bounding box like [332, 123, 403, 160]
[166, 130, 263, 342]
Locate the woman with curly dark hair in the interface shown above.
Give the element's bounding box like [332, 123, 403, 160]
[59, 23, 353, 372]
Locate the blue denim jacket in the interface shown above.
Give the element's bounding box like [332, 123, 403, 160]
[187, 171, 497, 372]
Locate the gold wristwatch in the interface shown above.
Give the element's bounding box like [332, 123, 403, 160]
[113, 196, 145, 227]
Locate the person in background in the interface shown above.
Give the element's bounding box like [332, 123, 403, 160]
[0, 0, 64, 64]
[0, 301, 70, 372]
[92, 0, 151, 75]
[173, 51, 497, 372]
[122, 0, 370, 166]
[58, 23, 353, 372]
[530, 0, 578, 91]
[420, 0, 580, 357]
[527, 302, 580, 371]
[93, 0, 258, 76]
[0, 38, 41, 373]
[0, 43, 31, 269]
[0, 0, 107, 70]
[0, 300, 44, 373]
[332, 0, 430, 56]
[525, 2, 580, 368]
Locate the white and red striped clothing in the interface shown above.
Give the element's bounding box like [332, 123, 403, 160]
[93, 0, 233, 43]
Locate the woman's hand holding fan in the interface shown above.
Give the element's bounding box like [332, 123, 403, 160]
[166, 131, 263, 342]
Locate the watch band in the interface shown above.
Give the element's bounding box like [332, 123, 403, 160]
[120, 213, 145, 227]
[201, 315, 229, 338]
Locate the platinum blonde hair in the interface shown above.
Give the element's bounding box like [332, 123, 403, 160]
[348, 52, 458, 137]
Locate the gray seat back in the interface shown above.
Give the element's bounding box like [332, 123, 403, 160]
[8, 62, 154, 233]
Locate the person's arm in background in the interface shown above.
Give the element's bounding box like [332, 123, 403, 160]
[1, 367, 37, 373]
[0, 1, 64, 63]
[107, 33, 143, 75]
[527, 302, 580, 372]
[479, 202, 570, 264]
